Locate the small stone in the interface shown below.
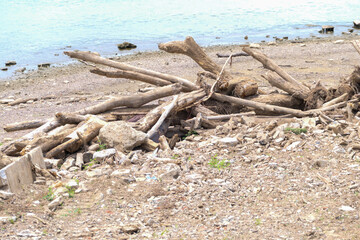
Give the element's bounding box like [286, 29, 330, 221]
[0, 190, 14, 200]
[34, 180, 46, 185]
[5, 61, 16, 66]
[354, 20, 360, 29]
[1, 68, 8, 71]
[88, 144, 100, 151]
[339, 205, 355, 212]
[159, 163, 181, 180]
[44, 158, 63, 169]
[93, 148, 116, 161]
[48, 196, 64, 211]
[249, 43, 260, 49]
[285, 141, 301, 151]
[120, 224, 140, 234]
[60, 157, 75, 170]
[0, 98, 14, 104]
[219, 137, 239, 146]
[117, 42, 137, 50]
[300, 44, 306, 47]
[314, 160, 329, 168]
[83, 152, 94, 163]
[106, 189, 113, 195]
[66, 179, 79, 189]
[244, 35, 248, 40]
[334, 40, 344, 44]
[267, 42, 276, 46]
[15, 67, 26, 73]
[111, 169, 131, 178]
[38, 63, 51, 68]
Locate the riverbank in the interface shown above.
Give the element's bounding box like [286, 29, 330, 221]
[1, 35, 360, 142]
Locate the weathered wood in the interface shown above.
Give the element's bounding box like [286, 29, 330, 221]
[262, 71, 310, 100]
[64, 51, 198, 91]
[4, 156, 36, 193]
[159, 135, 171, 151]
[141, 139, 159, 151]
[4, 119, 48, 132]
[248, 93, 303, 110]
[168, 134, 179, 149]
[243, 47, 310, 93]
[45, 116, 106, 158]
[147, 95, 179, 139]
[212, 93, 308, 117]
[216, 53, 249, 58]
[90, 68, 171, 88]
[322, 93, 349, 108]
[191, 105, 218, 116]
[352, 40, 360, 55]
[204, 112, 256, 120]
[109, 105, 157, 116]
[23, 118, 62, 140]
[27, 147, 46, 169]
[137, 90, 207, 132]
[75, 84, 182, 115]
[55, 112, 87, 124]
[8, 97, 38, 106]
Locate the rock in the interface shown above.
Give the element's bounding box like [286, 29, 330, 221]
[111, 169, 131, 178]
[5, 61, 16, 66]
[88, 144, 100, 151]
[0, 67, 8, 71]
[219, 137, 239, 146]
[321, 25, 334, 33]
[334, 40, 344, 44]
[285, 141, 301, 151]
[44, 158, 63, 169]
[159, 163, 181, 180]
[314, 160, 329, 168]
[60, 157, 75, 170]
[249, 43, 260, 49]
[339, 205, 355, 212]
[301, 117, 317, 129]
[244, 35, 248, 40]
[0, 190, 14, 200]
[120, 224, 140, 234]
[267, 42, 276, 46]
[354, 20, 360, 29]
[15, 67, 26, 73]
[327, 122, 343, 135]
[0, 98, 14, 104]
[83, 151, 94, 163]
[99, 121, 147, 152]
[48, 196, 64, 211]
[34, 179, 46, 185]
[66, 179, 79, 189]
[38, 63, 51, 68]
[93, 148, 116, 161]
[117, 42, 137, 50]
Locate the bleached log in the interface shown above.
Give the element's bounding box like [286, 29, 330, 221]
[4, 119, 48, 132]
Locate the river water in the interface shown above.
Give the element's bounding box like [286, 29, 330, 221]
[1, 0, 360, 78]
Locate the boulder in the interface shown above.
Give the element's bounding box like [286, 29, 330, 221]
[354, 20, 360, 29]
[5, 61, 16, 66]
[117, 42, 137, 50]
[99, 121, 147, 152]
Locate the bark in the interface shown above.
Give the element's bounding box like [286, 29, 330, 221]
[64, 51, 198, 91]
[75, 84, 182, 115]
[243, 47, 310, 93]
[55, 112, 87, 124]
[322, 93, 349, 108]
[212, 93, 308, 117]
[159, 135, 171, 151]
[4, 119, 48, 132]
[90, 68, 171, 87]
[262, 71, 310, 100]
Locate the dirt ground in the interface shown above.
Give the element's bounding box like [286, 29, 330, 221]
[1, 35, 360, 239]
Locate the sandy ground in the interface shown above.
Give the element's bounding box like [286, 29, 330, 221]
[1, 35, 360, 239]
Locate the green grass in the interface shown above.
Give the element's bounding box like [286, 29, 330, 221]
[255, 218, 261, 225]
[182, 130, 199, 140]
[284, 127, 307, 135]
[97, 140, 107, 151]
[43, 187, 55, 201]
[66, 186, 75, 198]
[208, 154, 231, 170]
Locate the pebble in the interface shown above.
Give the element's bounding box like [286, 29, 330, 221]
[334, 40, 344, 44]
[0, 190, 14, 200]
[93, 148, 116, 161]
[339, 205, 355, 212]
[219, 137, 239, 146]
[48, 196, 64, 211]
[249, 43, 261, 49]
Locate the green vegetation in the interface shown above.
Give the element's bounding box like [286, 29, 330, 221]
[182, 130, 199, 140]
[8, 218, 15, 224]
[255, 218, 261, 225]
[97, 140, 107, 151]
[84, 158, 99, 170]
[171, 154, 180, 159]
[208, 154, 231, 170]
[43, 187, 55, 201]
[66, 186, 75, 198]
[284, 127, 307, 135]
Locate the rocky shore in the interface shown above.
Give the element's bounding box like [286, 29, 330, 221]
[1, 35, 360, 239]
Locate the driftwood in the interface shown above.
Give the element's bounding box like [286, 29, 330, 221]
[55, 113, 87, 124]
[64, 51, 198, 92]
[216, 53, 249, 58]
[322, 93, 348, 108]
[158, 135, 171, 151]
[110, 105, 156, 117]
[4, 120, 48, 132]
[243, 47, 309, 94]
[90, 68, 171, 87]
[159, 36, 258, 96]
[352, 40, 360, 55]
[262, 71, 310, 100]
[76, 84, 182, 115]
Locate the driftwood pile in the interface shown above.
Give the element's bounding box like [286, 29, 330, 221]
[2, 37, 360, 162]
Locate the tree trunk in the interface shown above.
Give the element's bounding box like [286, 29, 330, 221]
[4, 119, 48, 132]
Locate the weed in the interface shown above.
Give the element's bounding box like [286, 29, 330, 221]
[84, 158, 98, 170]
[66, 186, 75, 198]
[74, 207, 81, 215]
[43, 187, 55, 201]
[171, 154, 180, 159]
[255, 218, 261, 225]
[160, 228, 168, 236]
[284, 127, 307, 135]
[182, 130, 199, 140]
[208, 154, 231, 170]
[97, 140, 107, 151]
[8, 218, 15, 224]
[0, 142, 2, 146]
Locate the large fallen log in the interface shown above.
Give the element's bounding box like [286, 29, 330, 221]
[64, 51, 198, 91]
[90, 68, 171, 87]
[243, 47, 310, 94]
[159, 36, 258, 95]
[4, 119, 48, 132]
[262, 71, 310, 100]
[212, 93, 308, 117]
[76, 83, 182, 115]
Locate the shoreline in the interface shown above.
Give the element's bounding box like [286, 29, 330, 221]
[1, 32, 359, 83]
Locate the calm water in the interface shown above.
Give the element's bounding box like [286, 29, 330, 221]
[1, 0, 360, 78]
